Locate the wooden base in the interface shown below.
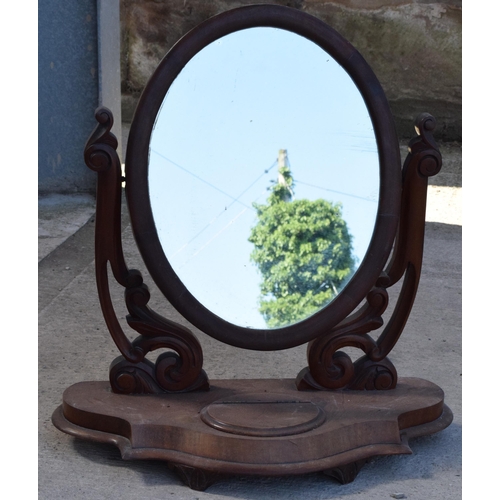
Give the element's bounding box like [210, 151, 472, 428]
[52, 378, 452, 491]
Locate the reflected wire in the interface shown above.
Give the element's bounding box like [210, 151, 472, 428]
[170, 159, 278, 258]
[286, 157, 376, 203]
[151, 149, 254, 210]
[294, 179, 377, 202]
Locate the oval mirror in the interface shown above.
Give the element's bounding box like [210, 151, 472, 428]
[126, 5, 401, 350]
[149, 27, 378, 329]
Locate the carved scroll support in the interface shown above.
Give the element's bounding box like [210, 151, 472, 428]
[297, 114, 442, 391]
[296, 286, 396, 391]
[371, 113, 442, 362]
[84, 107, 208, 394]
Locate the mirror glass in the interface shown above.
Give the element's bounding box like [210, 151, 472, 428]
[148, 27, 379, 329]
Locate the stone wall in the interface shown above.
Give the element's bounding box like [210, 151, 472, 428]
[120, 0, 461, 140]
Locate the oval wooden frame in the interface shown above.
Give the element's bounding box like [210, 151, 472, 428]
[125, 4, 401, 351]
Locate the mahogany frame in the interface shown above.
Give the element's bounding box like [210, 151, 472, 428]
[125, 4, 402, 351]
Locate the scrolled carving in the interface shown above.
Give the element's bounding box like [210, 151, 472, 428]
[310, 351, 354, 390]
[156, 351, 209, 393]
[124, 272, 148, 302]
[348, 356, 397, 390]
[84, 107, 209, 394]
[123, 280, 209, 393]
[110, 351, 209, 395]
[110, 356, 162, 394]
[372, 113, 442, 362]
[296, 307, 396, 392]
[95, 106, 114, 126]
[297, 333, 377, 391]
[296, 286, 388, 391]
[414, 113, 438, 146]
[85, 148, 114, 172]
[408, 113, 442, 178]
[112, 260, 209, 394]
[83, 107, 119, 173]
[123, 268, 144, 289]
[417, 153, 441, 177]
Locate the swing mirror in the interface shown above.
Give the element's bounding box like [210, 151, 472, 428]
[126, 9, 401, 350]
[56, 7, 451, 489]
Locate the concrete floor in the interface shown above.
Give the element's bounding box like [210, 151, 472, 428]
[38, 142, 461, 499]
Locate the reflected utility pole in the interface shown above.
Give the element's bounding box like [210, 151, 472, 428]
[277, 149, 294, 202]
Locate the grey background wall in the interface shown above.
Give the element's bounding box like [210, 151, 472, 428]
[38, 0, 122, 195]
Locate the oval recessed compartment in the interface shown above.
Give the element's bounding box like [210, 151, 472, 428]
[200, 393, 326, 437]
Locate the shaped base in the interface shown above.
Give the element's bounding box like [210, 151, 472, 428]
[52, 378, 452, 490]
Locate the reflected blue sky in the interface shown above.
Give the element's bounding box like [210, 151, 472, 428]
[149, 28, 379, 328]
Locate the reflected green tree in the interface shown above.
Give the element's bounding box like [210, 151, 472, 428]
[249, 155, 355, 328]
